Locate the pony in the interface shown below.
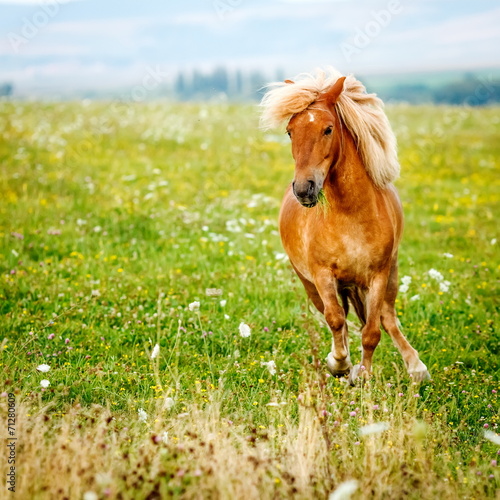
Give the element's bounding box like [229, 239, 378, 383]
[260, 68, 430, 384]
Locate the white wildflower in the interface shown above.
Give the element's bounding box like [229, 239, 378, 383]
[138, 408, 148, 422]
[163, 397, 175, 410]
[329, 479, 359, 500]
[358, 422, 390, 436]
[76, 218, 87, 226]
[91, 289, 100, 297]
[439, 280, 451, 293]
[239, 322, 251, 338]
[220, 299, 227, 307]
[443, 253, 453, 258]
[261, 360, 277, 375]
[83, 492, 98, 500]
[274, 252, 288, 261]
[491, 238, 497, 245]
[40, 379, 50, 388]
[484, 430, 500, 445]
[399, 275, 411, 293]
[208, 232, 228, 243]
[410, 294, 420, 301]
[93, 226, 102, 233]
[428, 268, 444, 282]
[226, 220, 241, 233]
[37, 364, 50, 373]
[224, 314, 230, 320]
[161, 431, 169, 444]
[206, 288, 222, 297]
[188, 301, 200, 312]
[151, 343, 160, 359]
[401, 275, 412, 285]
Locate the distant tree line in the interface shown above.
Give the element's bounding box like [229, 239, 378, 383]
[0, 83, 13, 97]
[377, 73, 500, 106]
[172, 68, 500, 106]
[174, 67, 284, 101]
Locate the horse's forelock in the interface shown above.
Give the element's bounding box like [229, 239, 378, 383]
[259, 68, 342, 130]
[259, 68, 399, 187]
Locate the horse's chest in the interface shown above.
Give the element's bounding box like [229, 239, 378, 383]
[316, 225, 376, 269]
[282, 215, 391, 285]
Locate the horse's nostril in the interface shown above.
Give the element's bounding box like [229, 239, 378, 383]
[293, 179, 317, 200]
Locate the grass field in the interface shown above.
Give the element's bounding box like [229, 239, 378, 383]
[0, 101, 499, 499]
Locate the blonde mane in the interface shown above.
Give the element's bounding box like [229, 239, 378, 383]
[259, 67, 399, 187]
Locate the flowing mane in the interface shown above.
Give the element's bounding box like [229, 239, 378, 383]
[259, 67, 399, 187]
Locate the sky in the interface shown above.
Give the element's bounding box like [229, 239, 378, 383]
[0, 0, 499, 96]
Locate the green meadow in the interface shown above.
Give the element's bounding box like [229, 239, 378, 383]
[0, 101, 499, 499]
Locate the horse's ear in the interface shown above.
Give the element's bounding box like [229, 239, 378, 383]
[284, 79, 294, 84]
[324, 76, 346, 103]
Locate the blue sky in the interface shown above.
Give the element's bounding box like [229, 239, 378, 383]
[0, 0, 499, 95]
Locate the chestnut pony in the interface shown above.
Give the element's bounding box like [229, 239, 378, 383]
[260, 68, 430, 384]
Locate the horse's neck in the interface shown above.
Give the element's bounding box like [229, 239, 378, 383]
[325, 128, 376, 211]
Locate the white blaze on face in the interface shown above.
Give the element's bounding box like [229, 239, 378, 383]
[308, 111, 315, 122]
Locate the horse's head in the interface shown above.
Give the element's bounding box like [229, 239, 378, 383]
[286, 76, 346, 208]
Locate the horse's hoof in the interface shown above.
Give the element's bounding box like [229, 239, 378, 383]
[348, 364, 372, 386]
[408, 361, 431, 382]
[348, 364, 361, 385]
[326, 352, 352, 377]
[409, 370, 431, 382]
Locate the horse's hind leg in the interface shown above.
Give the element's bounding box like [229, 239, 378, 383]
[380, 261, 431, 382]
[349, 273, 388, 383]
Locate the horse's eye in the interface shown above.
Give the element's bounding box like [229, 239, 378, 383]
[324, 126, 333, 136]
[286, 130, 291, 138]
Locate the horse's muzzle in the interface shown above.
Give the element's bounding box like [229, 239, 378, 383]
[293, 180, 318, 208]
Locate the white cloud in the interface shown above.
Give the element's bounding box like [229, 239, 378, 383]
[46, 17, 152, 36]
[0, 0, 80, 4]
[0, 40, 89, 56]
[335, 6, 500, 73]
[279, 0, 350, 3]
[382, 7, 500, 46]
[171, 3, 350, 28]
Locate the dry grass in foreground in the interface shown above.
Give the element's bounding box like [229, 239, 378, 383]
[4, 377, 499, 500]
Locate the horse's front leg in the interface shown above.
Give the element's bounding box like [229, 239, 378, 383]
[314, 269, 352, 376]
[349, 273, 388, 384]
